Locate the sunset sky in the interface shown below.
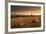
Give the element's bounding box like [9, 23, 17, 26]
[11, 6, 41, 15]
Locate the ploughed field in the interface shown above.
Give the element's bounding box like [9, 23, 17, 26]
[11, 15, 41, 28]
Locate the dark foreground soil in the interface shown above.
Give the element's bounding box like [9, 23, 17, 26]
[11, 15, 41, 28]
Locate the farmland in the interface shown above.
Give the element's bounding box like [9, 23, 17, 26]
[11, 15, 41, 28]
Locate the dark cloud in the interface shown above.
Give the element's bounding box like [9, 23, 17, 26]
[11, 5, 41, 12]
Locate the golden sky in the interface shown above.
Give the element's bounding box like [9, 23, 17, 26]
[11, 6, 41, 15]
